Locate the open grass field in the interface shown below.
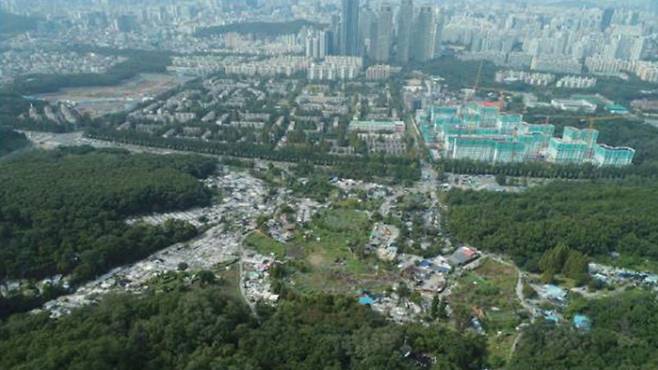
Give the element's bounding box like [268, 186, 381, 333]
[244, 207, 399, 295]
[449, 258, 523, 367]
[451, 259, 520, 314]
[245, 231, 287, 259]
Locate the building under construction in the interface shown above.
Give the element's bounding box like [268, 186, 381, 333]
[418, 103, 635, 166]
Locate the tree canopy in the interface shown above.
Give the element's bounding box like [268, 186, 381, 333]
[86, 128, 421, 183]
[0, 287, 487, 370]
[446, 180, 658, 271]
[0, 148, 215, 282]
[0, 127, 29, 156]
[510, 290, 658, 370]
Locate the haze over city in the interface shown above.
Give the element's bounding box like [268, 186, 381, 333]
[1, 1, 658, 369]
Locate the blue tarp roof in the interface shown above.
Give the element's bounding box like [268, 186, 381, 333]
[419, 260, 433, 268]
[358, 295, 375, 305]
[573, 314, 591, 330]
[543, 311, 560, 323]
[541, 284, 567, 301]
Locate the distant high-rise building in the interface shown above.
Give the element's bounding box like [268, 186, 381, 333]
[305, 30, 328, 59]
[433, 9, 445, 58]
[340, 0, 360, 56]
[361, 6, 377, 57]
[372, 3, 394, 62]
[328, 14, 341, 55]
[632, 37, 646, 60]
[412, 5, 437, 63]
[116, 15, 139, 33]
[600, 8, 614, 31]
[396, 0, 414, 64]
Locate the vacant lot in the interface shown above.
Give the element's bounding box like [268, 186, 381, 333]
[245, 231, 287, 259]
[245, 207, 399, 295]
[449, 258, 523, 367]
[34, 73, 190, 117]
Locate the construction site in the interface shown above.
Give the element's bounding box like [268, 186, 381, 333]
[418, 104, 635, 166]
[414, 59, 635, 167]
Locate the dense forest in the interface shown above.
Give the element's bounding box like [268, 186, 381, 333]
[0, 284, 487, 370]
[510, 290, 658, 369]
[195, 20, 321, 38]
[445, 180, 658, 271]
[0, 148, 215, 283]
[0, 127, 29, 156]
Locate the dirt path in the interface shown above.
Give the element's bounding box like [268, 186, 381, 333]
[239, 234, 261, 321]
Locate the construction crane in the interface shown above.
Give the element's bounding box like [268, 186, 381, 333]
[462, 60, 485, 106]
[580, 115, 626, 130]
[539, 114, 628, 158]
[473, 60, 484, 95]
[540, 114, 627, 130]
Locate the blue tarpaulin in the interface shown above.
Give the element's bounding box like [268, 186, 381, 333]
[358, 295, 375, 305]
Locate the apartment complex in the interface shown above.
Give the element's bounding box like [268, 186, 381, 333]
[418, 104, 634, 167]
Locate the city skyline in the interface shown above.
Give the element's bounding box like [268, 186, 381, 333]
[2, 2, 658, 370]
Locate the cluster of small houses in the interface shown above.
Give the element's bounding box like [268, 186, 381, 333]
[589, 262, 658, 289]
[358, 245, 482, 308]
[242, 253, 279, 304]
[267, 198, 324, 244]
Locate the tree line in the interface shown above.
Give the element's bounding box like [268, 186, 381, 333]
[445, 180, 658, 272]
[85, 128, 421, 182]
[0, 284, 488, 370]
[439, 158, 658, 180]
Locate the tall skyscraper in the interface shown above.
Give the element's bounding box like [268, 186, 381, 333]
[305, 30, 328, 59]
[600, 8, 614, 32]
[361, 6, 377, 57]
[327, 14, 341, 55]
[412, 5, 437, 63]
[340, 0, 360, 56]
[396, 0, 414, 64]
[433, 9, 445, 58]
[372, 3, 394, 62]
